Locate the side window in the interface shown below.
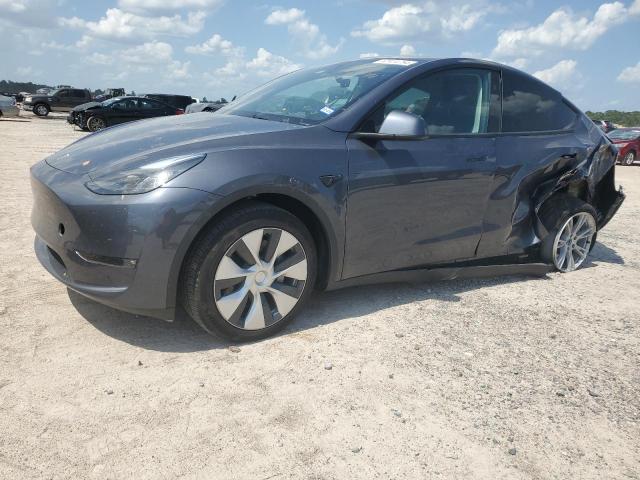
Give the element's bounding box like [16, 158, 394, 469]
[112, 99, 137, 110]
[502, 71, 576, 132]
[72, 89, 85, 97]
[139, 99, 161, 109]
[57, 90, 70, 98]
[361, 68, 500, 135]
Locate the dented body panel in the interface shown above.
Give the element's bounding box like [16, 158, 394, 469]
[30, 58, 625, 320]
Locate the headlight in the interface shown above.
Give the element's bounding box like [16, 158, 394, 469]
[85, 153, 205, 195]
[25, 96, 32, 102]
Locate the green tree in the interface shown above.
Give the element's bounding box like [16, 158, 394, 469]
[585, 110, 640, 127]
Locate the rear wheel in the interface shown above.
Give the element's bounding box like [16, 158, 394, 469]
[87, 116, 106, 132]
[623, 151, 636, 166]
[33, 103, 49, 117]
[181, 202, 317, 340]
[540, 195, 597, 272]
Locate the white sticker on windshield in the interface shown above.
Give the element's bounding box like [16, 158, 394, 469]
[374, 59, 417, 66]
[320, 106, 334, 115]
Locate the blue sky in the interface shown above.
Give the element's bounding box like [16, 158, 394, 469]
[1, 0, 639, 110]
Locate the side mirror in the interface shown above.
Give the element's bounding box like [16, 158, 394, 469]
[353, 110, 426, 141]
[379, 110, 426, 136]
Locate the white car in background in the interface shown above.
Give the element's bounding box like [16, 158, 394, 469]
[0, 95, 19, 118]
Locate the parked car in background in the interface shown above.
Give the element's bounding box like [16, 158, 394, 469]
[592, 119, 616, 133]
[31, 58, 624, 340]
[0, 94, 19, 118]
[144, 94, 195, 111]
[94, 88, 126, 102]
[608, 128, 640, 165]
[185, 99, 228, 114]
[23, 88, 92, 116]
[68, 96, 183, 131]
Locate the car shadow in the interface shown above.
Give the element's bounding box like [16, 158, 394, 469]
[67, 241, 624, 353]
[583, 242, 624, 268]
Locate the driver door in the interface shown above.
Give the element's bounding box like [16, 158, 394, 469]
[343, 67, 501, 279]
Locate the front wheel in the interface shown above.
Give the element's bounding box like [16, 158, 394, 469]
[181, 202, 317, 340]
[87, 116, 106, 132]
[623, 151, 636, 166]
[540, 195, 598, 272]
[33, 103, 49, 117]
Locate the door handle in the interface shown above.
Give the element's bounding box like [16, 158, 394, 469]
[561, 153, 577, 159]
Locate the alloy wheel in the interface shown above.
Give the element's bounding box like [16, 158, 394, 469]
[214, 228, 308, 330]
[552, 212, 596, 272]
[624, 152, 635, 166]
[35, 105, 48, 116]
[88, 117, 106, 132]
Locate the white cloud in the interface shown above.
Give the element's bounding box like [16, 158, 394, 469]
[352, 4, 430, 43]
[399, 44, 416, 56]
[87, 52, 114, 65]
[506, 57, 529, 69]
[246, 48, 301, 78]
[167, 60, 191, 80]
[0, 0, 27, 13]
[59, 8, 205, 42]
[265, 8, 342, 59]
[533, 59, 579, 89]
[440, 4, 486, 33]
[617, 61, 640, 83]
[121, 41, 173, 64]
[351, 2, 487, 43]
[185, 33, 242, 56]
[117, 0, 222, 13]
[631, 0, 640, 14]
[493, 2, 637, 58]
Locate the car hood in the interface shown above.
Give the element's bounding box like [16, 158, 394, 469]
[72, 101, 101, 112]
[45, 112, 304, 175]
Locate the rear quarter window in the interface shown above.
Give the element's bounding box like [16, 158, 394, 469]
[502, 70, 576, 133]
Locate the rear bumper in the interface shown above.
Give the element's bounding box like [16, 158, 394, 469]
[0, 105, 19, 117]
[30, 160, 222, 320]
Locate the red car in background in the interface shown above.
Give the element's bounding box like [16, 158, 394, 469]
[608, 128, 640, 166]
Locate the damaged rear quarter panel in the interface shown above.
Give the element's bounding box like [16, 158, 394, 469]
[477, 114, 624, 259]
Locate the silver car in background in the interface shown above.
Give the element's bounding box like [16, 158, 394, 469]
[0, 95, 19, 118]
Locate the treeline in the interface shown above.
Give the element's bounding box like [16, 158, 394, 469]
[0, 80, 52, 94]
[586, 110, 640, 127]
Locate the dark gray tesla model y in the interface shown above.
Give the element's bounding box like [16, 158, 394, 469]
[31, 58, 624, 339]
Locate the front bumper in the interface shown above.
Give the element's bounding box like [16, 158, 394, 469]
[31, 160, 222, 319]
[0, 105, 19, 117]
[22, 102, 33, 111]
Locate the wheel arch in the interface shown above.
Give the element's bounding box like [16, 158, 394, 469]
[166, 187, 340, 315]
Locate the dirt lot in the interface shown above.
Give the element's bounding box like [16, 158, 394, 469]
[1, 111, 639, 480]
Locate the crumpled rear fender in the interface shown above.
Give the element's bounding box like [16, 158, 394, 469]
[533, 138, 625, 237]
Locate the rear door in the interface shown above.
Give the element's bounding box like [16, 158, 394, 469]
[138, 98, 172, 119]
[344, 67, 501, 278]
[476, 69, 585, 258]
[69, 89, 89, 108]
[50, 89, 72, 111]
[109, 98, 141, 125]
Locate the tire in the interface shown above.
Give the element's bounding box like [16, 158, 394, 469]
[33, 103, 49, 117]
[181, 201, 317, 340]
[623, 151, 636, 166]
[87, 116, 106, 132]
[539, 194, 598, 272]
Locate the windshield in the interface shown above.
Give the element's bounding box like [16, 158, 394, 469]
[101, 97, 124, 107]
[608, 129, 640, 140]
[48, 89, 61, 96]
[217, 60, 417, 125]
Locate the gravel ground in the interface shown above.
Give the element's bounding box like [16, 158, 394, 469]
[1, 112, 639, 480]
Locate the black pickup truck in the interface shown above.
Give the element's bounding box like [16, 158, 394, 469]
[22, 88, 92, 116]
